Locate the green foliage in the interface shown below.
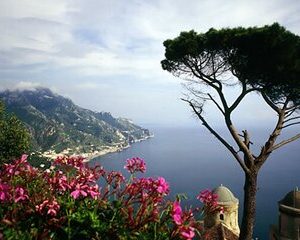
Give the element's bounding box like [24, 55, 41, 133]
[27, 154, 51, 169]
[0, 101, 30, 165]
[161, 23, 300, 105]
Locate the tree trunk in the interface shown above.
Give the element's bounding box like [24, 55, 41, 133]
[239, 171, 258, 240]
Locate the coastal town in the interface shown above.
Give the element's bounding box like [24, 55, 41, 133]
[39, 134, 153, 162]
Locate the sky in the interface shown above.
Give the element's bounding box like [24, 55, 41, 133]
[0, 0, 300, 127]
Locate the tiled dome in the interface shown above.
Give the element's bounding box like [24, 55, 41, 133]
[279, 188, 300, 209]
[213, 185, 239, 205]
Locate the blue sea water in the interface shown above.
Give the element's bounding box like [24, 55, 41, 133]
[90, 126, 300, 239]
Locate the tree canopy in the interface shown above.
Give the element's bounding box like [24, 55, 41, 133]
[162, 23, 300, 107]
[0, 101, 30, 164]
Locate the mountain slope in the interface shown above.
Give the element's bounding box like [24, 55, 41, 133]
[0, 88, 150, 157]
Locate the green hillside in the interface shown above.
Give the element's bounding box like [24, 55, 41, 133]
[0, 88, 150, 158]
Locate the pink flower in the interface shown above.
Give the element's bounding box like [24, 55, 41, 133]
[78, 169, 96, 183]
[197, 189, 209, 202]
[53, 156, 85, 169]
[20, 154, 28, 163]
[47, 172, 70, 192]
[36, 198, 60, 217]
[2, 154, 34, 177]
[124, 157, 146, 174]
[197, 189, 220, 213]
[156, 177, 169, 195]
[88, 185, 100, 199]
[126, 177, 153, 196]
[197, 189, 218, 205]
[0, 183, 10, 201]
[172, 201, 183, 225]
[70, 183, 88, 199]
[3, 164, 16, 175]
[180, 226, 195, 240]
[15, 187, 29, 203]
[106, 171, 125, 188]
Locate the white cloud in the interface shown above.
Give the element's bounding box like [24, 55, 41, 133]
[2, 0, 299, 77]
[0, 0, 69, 21]
[0, 0, 299, 124]
[0, 81, 41, 91]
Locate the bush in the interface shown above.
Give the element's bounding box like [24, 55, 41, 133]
[0, 155, 219, 239]
[0, 102, 30, 165]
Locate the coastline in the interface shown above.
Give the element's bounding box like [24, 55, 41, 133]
[40, 134, 154, 162]
[85, 134, 154, 162]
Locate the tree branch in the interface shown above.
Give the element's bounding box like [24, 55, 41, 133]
[256, 109, 286, 168]
[281, 121, 300, 129]
[272, 133, 300, 151]
[285, 108, 297, 118]
[182, 83, 210, 101]
[184, 60, 255, 167]
[229, 82, 247, 112]
[207, 93, 225, 115]
[229, 85, 261, 113]
[284, 116, 300, 123]
[185, 60, 219, 89]
[184, 57, 230, 112]
[238, 130, 253, 147]
[286, 104, 300, 111]
[261, 92, 280, 113]
[224, 116, 255, 168]
[182, 98, 250, 173]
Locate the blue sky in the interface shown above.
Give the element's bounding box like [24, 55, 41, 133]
[0, 0, 300, 127]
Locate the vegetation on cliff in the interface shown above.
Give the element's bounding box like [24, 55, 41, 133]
[0, 101, 30, 164]
[0, 88, 150, 158]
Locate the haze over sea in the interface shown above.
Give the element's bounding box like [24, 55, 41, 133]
[91, 126, 300, 240]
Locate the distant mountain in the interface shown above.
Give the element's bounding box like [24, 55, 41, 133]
[0, 88, 151, 158]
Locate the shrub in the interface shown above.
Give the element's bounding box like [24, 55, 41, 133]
[0, 155, 218, 239]
[0, 102, 30, 165]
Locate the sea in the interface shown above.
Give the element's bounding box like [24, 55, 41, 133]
[90, 126, 300, 239]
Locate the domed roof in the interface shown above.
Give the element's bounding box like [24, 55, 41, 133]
[279, 188, 300, 209]
[213, 185, 239, 205]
